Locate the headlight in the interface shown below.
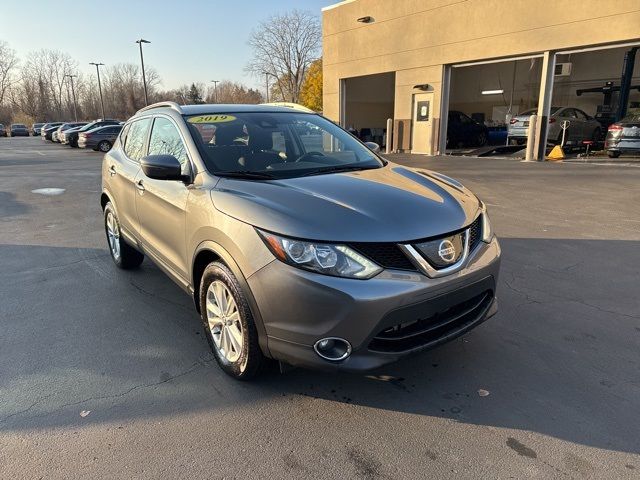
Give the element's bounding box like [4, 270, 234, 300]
[258, 230, 382, 279]
[479, 201, 493, 243]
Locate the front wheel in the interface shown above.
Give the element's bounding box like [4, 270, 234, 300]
[199, 262, 265, 380]
[607, 150, 621, 158]
[104, 202, 144, 269]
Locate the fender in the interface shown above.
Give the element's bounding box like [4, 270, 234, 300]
[192, 240, 272, 358]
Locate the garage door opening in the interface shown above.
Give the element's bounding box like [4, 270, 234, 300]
[550, 46, 640, 156]
[343, 72, 394, 148]
[447, 58, 542, 154]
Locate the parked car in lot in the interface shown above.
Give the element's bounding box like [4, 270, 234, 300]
[605, 113, 640, 158]
[446, 110, 489, 148]
[101, 102, 501, 379]
[0, 124, 6, 137]
[10, 124, 30, 137]
[508, 106, 602, 146]
[55, 122, 87, 143]
[31, 123, 45, 136]
[41, 122, 64, 140]
[78, 124, 122, 151]
[66, 119, 120, 148]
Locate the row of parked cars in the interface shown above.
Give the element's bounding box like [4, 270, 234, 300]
[38, 120, 123, 152]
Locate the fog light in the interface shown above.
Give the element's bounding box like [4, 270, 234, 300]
[314, 337, 352, 361]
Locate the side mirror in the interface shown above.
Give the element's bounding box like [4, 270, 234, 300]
[364, 141, 381, 153]
[140, 155, 183, 181]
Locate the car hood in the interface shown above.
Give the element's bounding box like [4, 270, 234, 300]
[210, 163, 481, 242]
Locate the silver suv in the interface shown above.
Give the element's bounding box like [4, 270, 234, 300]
[101, 102, 501, 379]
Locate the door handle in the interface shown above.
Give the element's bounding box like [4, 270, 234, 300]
[108, 165, 116, 176]
[136, 180, 145, 192]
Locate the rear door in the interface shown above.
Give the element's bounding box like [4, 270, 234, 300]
[107, 117, 151, 239]
[135, 116, 191, 279]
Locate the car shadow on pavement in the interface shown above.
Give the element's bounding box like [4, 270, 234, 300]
[0, 191, 32, 218]
[0, 239, 638, 456]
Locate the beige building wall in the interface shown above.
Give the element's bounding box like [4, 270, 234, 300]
[323, 0, 640, 152]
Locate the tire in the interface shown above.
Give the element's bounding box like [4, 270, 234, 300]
[607, 150, 621, 158]
[97, 140, 112, 152]
[476, 131, 488, 146]
[103, 202, 144, 269]
[199, 261, 265, 380]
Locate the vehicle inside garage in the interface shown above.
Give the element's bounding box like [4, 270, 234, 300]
[447, 58, 542, 151]
[550, 46, 640, 154]
[343, 72, 394, 148]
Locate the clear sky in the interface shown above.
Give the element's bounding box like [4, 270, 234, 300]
[1, 0, 335, 90]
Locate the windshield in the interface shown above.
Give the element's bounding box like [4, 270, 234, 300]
[185, 112, 384, 179]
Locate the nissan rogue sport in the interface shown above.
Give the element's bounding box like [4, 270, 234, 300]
[101, 102, 501, 379]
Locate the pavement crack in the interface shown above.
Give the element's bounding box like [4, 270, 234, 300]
[0, 394, 53, 424]
[1, 357, 214, 425]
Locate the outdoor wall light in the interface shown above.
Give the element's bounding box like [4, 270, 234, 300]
[413, 84, 431, 91]
[481, 89, 504, 95]
[357, 16, 374, 23]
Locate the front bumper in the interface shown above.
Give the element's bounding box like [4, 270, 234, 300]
[248, 237, 501, 371]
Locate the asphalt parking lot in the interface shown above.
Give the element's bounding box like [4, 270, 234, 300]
[1, 136, 639, 479]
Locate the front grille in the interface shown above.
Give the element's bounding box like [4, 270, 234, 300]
[468, 215, 482, 252]
[349, 243, 417, 271]
[368, 290, 493, 353]
[349, 215, 482, 273]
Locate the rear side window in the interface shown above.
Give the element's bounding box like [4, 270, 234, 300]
[148, 117, 189, 173]
[123, 118, 151, 162]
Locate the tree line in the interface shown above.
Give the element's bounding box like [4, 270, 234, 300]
[0, 10, 322, 125]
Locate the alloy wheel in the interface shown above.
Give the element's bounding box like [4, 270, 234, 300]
[106, 212, 121, 260]
[206, 281, 243, 363]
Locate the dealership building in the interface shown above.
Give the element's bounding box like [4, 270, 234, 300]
[322, 0, 640, 159]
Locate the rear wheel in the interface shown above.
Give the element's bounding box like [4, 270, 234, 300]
[104, 202, 144, 269]
[97, 140, 112, 152]
[199, 262, 265, 380]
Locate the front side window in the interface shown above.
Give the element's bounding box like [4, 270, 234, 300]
[148, 117, 189, 174]
[123, 118, 152, 162]
[185, 112, 383, 179]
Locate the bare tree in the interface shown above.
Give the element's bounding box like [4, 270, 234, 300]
[246, 10, 321, 103]
[206, 80, 263, 104]
[0, 41, 19, 106]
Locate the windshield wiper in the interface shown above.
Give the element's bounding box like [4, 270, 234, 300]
[214, 170, 276, 180]
[300, 164, 380, 177]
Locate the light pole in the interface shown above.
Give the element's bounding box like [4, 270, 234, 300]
[135, 38, 151, 106]
[210, 80, 219, 103]
[65, 74, 78, 121]
[89, 62, 105, 119]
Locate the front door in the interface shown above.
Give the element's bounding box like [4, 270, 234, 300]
[411, 93, 435, 154]
[136, 116, 191, 279]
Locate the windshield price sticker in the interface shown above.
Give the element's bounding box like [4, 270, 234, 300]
[188, 115, 236, 124]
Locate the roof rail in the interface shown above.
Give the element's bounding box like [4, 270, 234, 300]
[136, 101, 183, 115]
